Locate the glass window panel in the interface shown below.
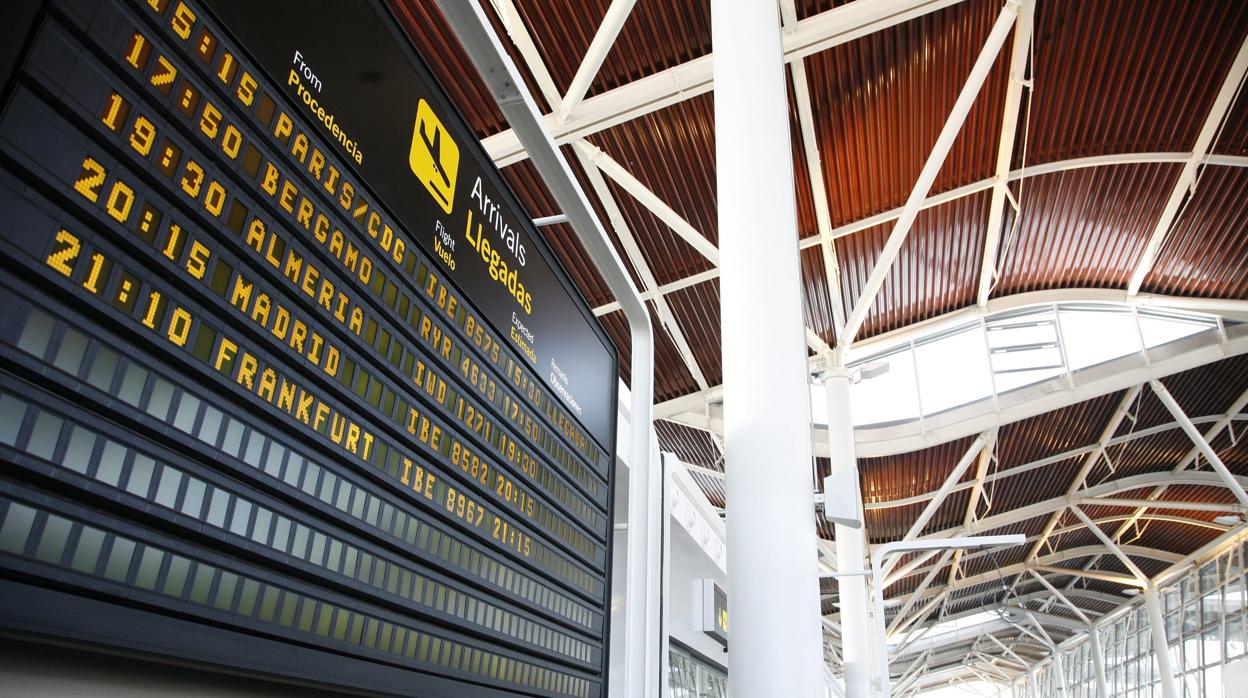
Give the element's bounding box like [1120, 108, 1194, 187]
[0, 502, 38, 553]
[230, 500, 252, 536]
[173, 393, 200, 433]
[1203, 626, 1222, 666]
[1060, 306, 1141, 370]
[844, 346, 919, 426]
[62, 425, 96, 475]
[163, 555, 190, 597]
[103, 537, 135, 581]
[96, 440, 126, 486]
[70, 526, 105, 573]
[1228, 612, 1246, 658]
[214, 571, 238, 610]
[146, 379, 175, 420]
[197, 406, 223, 445]
[135, 546, 164, 590]
[915, 325, 994, 414]
[243, 432, 265, 467]
[16, 309, 55, 357]
[222, 419, 244, 456]
[52, 329, 88, 374]
[154, 468, 182, 508]
[1138, 311, 1211, 348]
[264, 442, 286, 478]
[251, 508, 272, 544]
[189, 564, 213, 604]
[118, 363, 148, 406]
[27, 411, 65, 461]
[301, 463, 321, 495]
[206, 489, 229, 527]
[86, 346, 119, 392]
[181, 476, 206, 518]
[34, 515, 72, 564]
[283, 454, 303, 487]
[126, 454, 156, 497]
[0, 394, 28, 446]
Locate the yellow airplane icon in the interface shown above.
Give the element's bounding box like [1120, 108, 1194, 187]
[410, 98, 459, 215]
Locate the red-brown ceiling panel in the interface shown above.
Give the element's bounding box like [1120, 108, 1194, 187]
[835, 189, 989, 339]
[997, 392, 1124, 470]
[788, 73, 821, 241]
[588, 94, 719, 285]
[1020, 0, 1248, 166]
[988, 455, 1083, 513]
[804, 0, 1008, 227]
[508, 0, 713, 100]
[663, 279, 723, 388]
[655, 420, 722, 471]
[800, 245, 838, 348]
[1127, 521, 1222, 556]
[859, 436, 979, 506]
[1213, 88, 1248, 157]
[1143, 166, 1248, 300]
[1100, 431, 1194, 482]
[390, 0, 552, 136]
[1124, 355, 1248, 432]
[990, 163, 1181, 296]
[647, 301, 702, 402]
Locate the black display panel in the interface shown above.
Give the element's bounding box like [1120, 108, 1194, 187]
[0, 1, 618, 696]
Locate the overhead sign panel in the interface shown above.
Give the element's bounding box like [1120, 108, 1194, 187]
[0, 1, 618, 696]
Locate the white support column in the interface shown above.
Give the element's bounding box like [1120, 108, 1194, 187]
[825, 368, 870, 698]
[1088, 626, 1109, 698]
[712, 1, 825, 697]
[1144, 586, 1179, 698]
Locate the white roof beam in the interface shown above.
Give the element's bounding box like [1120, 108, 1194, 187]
[572, 142, 710, 390]
[1068, 505, 1148, 583]
[1126, 33, 1248, 295]
[1027, 386, 1141, 563]
[580, 142, 721, 265]
[1026, 568, 1092, 626]
[781, 0, 847, 339]
[887, 544, 1182, 615]
[591, 154, 1248, 317]
[977, 0, 1035, 307]
[839, 2, 1019, 348]
[916, 470, 1248, 541]
[1073, 497, 1246, 513]
[1031, 565, 1145, 588]
[883, 433, 991, 581]
[1101, 386, 1248, 553]
[486, 0, 562, 105]
[557, 0, 637, 123]
[482, 0, 970, 166]
[1150, 379, 1248, 506]
[950, 436, 999, 583]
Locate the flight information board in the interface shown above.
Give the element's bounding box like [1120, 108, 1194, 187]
[0, 1, 618, 696]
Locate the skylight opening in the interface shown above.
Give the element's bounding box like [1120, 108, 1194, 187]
[810, 302, 1222, 429]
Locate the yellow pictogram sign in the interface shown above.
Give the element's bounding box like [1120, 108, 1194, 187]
[410, 98, 459, 214]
